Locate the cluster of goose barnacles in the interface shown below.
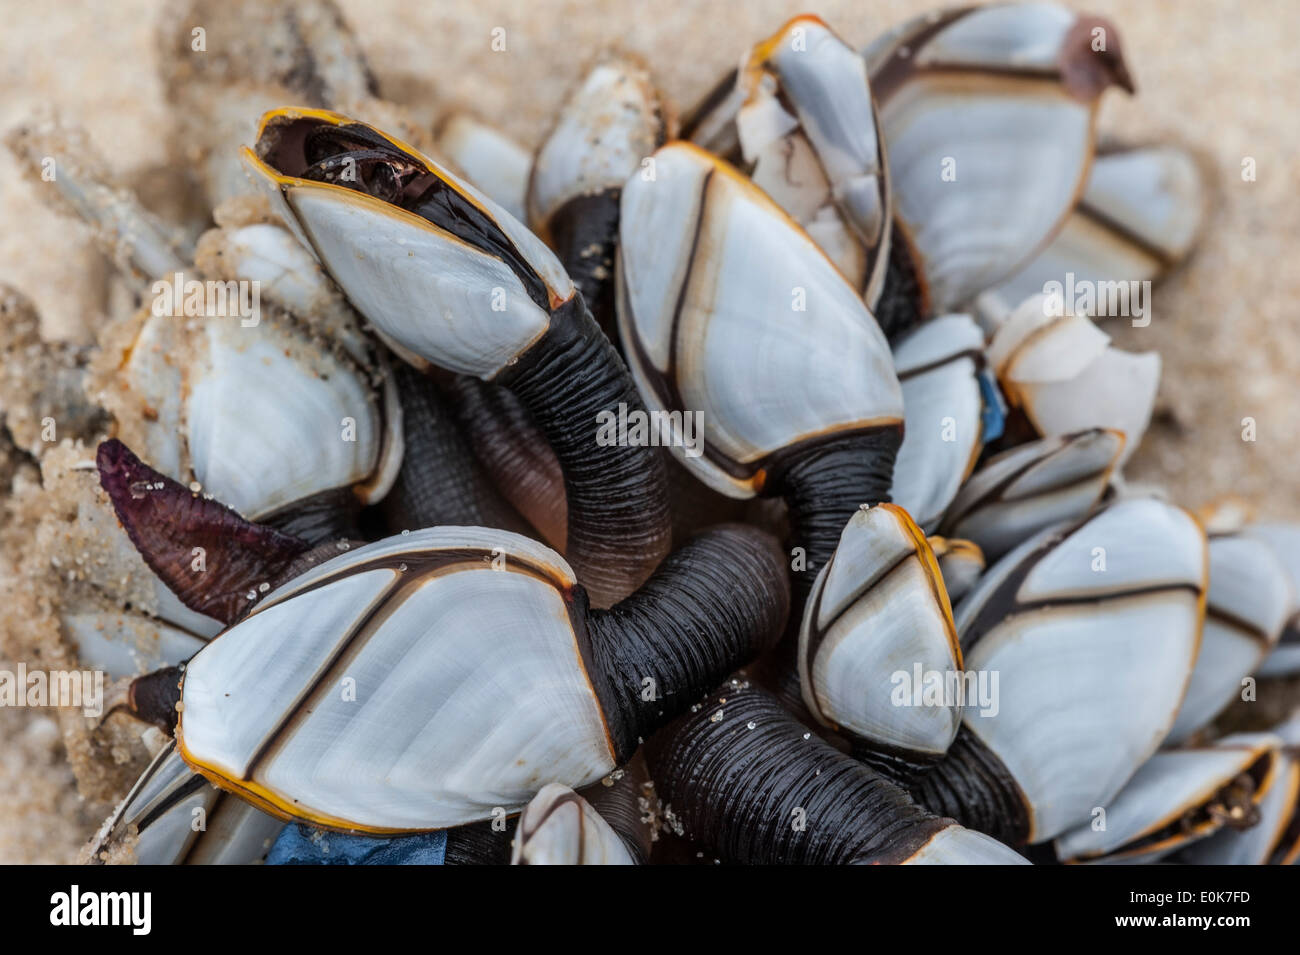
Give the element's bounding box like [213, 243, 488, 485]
[1, 0, 1296, 866]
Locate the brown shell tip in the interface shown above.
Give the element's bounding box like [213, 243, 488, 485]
[1061, 16, 1135, 101]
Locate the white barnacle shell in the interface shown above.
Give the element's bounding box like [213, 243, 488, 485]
[527, 55, 663, 237]
[864, 2, 1132, 313]
[1055, 733, 1280, 864]
[799, 504, 961, 760]
[90, 741, 284, 865]
[117, 305, 391, 521]
[1181, 713, 1300, 865]
[981, 145, 1210, 321]
[940, 428, 1124, 561]
[616, 142, 902, 498]
[176, 527, 617, 832]
[954, 497, 1208, 842]
[1166, 534, 1291, 744]
[889, 314, 985, 530]
[510, 783, 635, 865]
[437, 113, 533, 224]
[242, 108, 573, 379]
[1239, 524, 1300, 678]
[987, 295, 1159, 467]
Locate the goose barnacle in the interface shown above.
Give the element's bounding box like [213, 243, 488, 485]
[978, 143, 1210, 326]
[939, 427, 1125, 562]
[1165, 532, 1291, 744]
[1180, 713, 1300, 865]
[510, 783, 638, 866]
[616, 141, 903, 620]
[798, 504, 963, 772]
[908, 497, 1208, 844]
[863, 2, 1133, 315]
[95, 439, 788, 832]
[1054, 733, 1280, 864]
[528, 54, 667, 342]
[888, 313, 987, 532]
[243, 108, 671, 607]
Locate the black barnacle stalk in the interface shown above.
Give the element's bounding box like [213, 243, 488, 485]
[646, 684, 1027, 864]
[380, 362, 532, 537]
[244, 110, 671, 607]
[617, 142, 904, 663]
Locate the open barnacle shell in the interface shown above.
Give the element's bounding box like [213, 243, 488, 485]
[987, 296, 1158, 467]
[980, 144, 1210, 323]
[1166, 533, 1291, 744]
[617, 141, 903, 500]
[911, 498, 1208, 844]
[243, 107, 573, 378]
[889, 314, 985, 530]
[686, 15, 891, 306]
[436, 113, 533, 224]
[799, 504, 962, 765]
[646, 683, 1027, 864]
[939, 428, 1124, 561]
[244, 107, 670, 607]
[1182, 714, 1300, 865]
[1055, 734, 1280, 864]
[510, 783, 637, 865]
[1240, 524, 1300, 678]
[863, 2, 1133, 314]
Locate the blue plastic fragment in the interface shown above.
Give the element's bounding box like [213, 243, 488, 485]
[267, 823, 448, 865]
[977, 369, 1007, 445]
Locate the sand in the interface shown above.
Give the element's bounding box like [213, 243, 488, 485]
[0, 0, 1296, 862]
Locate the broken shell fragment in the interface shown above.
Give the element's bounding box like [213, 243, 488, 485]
[987, 296, 1159, 467]
[687, 15, 891, 305]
